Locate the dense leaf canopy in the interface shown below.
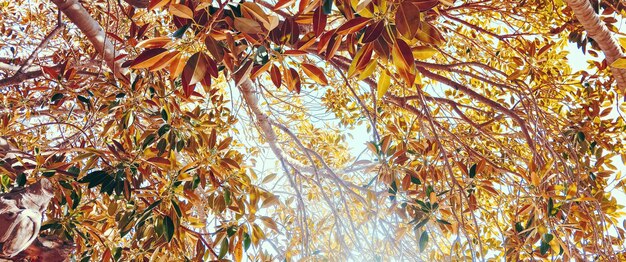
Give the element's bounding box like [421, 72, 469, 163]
[1, 0, 626, 261]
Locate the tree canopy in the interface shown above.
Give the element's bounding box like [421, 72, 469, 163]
[1, 0, 626, 261]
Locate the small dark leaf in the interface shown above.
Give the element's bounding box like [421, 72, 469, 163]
[50, 93, 64, 102]
[218, 237, 228, 259]
[172, 24, 190, 38]
[163, 215, 175, 242]
[243, 233, 251, 250]
[158, 124, 171, 137]
[419, 231, 428, 252]
[469, 163, 477, 178]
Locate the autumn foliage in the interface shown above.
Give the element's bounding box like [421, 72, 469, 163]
[1, 0, 626, 261]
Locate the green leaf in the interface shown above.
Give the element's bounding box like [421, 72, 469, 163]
[78, 170, 110, 188]
[227, 225, 237, 237]
[218, 237, 229, 259]
[172, 24, 190, 38]
[469, 163, 477, 178]
[161, 108, 169, 121]
[142, 134, 156, 149]
[322, 0, 332, 14]
[547, 197, 554, 217]
[163, 215, 175, 242]
[171, 199, 182, 218]
[515, 222, 524, 233]
[419, 231, 428, 252]
[158, 124, 171, 137]
[224, 189, 232, 205]
[50, 93, 64, 102]
[16, 173, 26, 187]
[243, 233, 251, 250]
[540, 239, 550, 255]
[436, 219, 451, 225]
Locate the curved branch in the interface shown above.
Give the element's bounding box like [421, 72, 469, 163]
[50, 0, 127, 80]
[565, 0, 626, 91]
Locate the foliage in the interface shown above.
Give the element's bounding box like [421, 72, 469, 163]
[1, 0, 626, 261]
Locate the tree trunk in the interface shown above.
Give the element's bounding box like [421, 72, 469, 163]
[565, 0, 626, 91]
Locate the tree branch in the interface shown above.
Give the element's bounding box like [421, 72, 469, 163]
[50, 0, 128, 81]
[565, 0, 626, 91]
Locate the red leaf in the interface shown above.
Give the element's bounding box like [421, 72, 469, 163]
[313, 7, 327, 37]
[362, 20, 385, 43]
[41, 66, 59, 79]
[394, 38, 415, 70]
[270, 65, 282, 88]
[336, 17, 371, 35]
[325, 34, 342, 60]
[413, 0, 439, 11]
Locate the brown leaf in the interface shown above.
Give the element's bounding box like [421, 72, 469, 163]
[234, 17, 263, 34]
[149, 51, 180, 71]
[395, 1, 421, 40]
[169, 4, 194, 19]
[412, 0, 439, 11]
[182, 52, 209, 97]
[393, 38, 415, 71]
[204, 36, 225, 62]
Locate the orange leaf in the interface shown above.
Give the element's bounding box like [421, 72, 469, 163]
[301, 63, 329, 85]
[149, 51, 180, 71]
[273, 0, 293, 10]
[169, 54, 188, 80]
[169, 4, 194, 19]
[136, 36, 172, 49]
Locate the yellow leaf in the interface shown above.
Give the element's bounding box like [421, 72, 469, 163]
[549, 238, 560, 253]
[619, 38, 626, 49]
[611, 58, 626, 69]
[358, 59, 377, 80]
[412, 46, 438, 59]
[377, 70, 390, 99]
[234, 239, 243, 262]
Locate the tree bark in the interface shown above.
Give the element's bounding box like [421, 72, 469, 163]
[565, 0, 626, 91]
[50, 0, 127, 80]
